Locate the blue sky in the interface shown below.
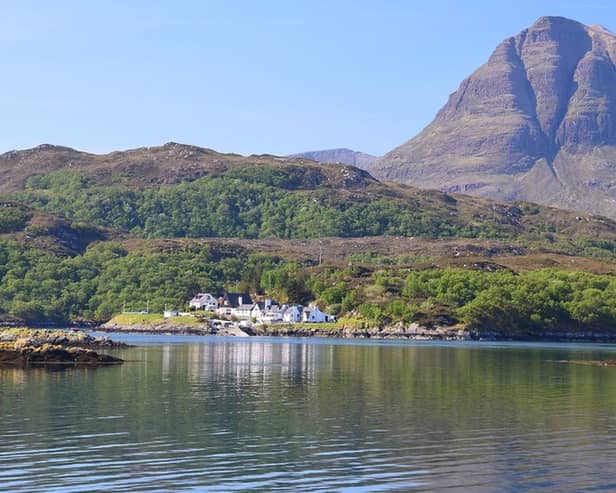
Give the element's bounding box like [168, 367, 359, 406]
[1, 0, 613, 156]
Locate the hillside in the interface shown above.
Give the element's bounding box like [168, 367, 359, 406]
[288, 148, 377, 169]
[2, 231, 616, 334]
[2, 142, 616, 332]
[0, 201, 117, 255]
[372, 16, 616, 219]
[0, 142, 376, 192]
[4, 143, 616, 250]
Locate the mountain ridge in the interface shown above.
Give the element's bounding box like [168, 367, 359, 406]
[288, 148, 377, 169]
[0, 142, 377, 192]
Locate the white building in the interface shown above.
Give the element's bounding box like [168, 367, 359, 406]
[301, 304, 335, 323]
[256, 300, 285, 323]
[234, 303, 256, 320]
[189, 293, 219, 311]
[216, 293, 253, 317]
[282, 305, 302, 323]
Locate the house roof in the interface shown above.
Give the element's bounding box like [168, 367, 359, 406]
[223, 293, 253, 308]
[191, 293, 216, 302]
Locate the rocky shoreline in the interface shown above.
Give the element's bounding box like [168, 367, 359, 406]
[97, 321, 616, 342]
[98, 320, 472, 340]
[0, 329, 126, 367]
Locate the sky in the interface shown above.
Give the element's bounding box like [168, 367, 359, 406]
[1, 0, 614, 156]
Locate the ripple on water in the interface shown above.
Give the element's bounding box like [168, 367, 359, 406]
[3, 340, 616, 492]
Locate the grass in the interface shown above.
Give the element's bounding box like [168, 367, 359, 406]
[108, 313, 164, 326]
[268, 317, 368, 331]
[108, 313, 206, 327]
[166, 316, 205, 327]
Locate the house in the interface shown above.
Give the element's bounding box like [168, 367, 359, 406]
[282, 305, 302, 323]
[251, 303, 264, 320]
[301, 304, 335, 323]
[221, 293, 252, 308]
[216, 293, 253, 317]
[256, 300, 285, 323]
[208, 292, 335, 324]
[189, 293, 219, 311]
[234, 303, 256, 320]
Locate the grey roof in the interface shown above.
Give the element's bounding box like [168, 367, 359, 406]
[223, 293, 253, 308]
[191, 293, 216, 302]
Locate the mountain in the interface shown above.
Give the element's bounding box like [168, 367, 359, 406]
[372, 16, 616, 219]
[288, 148, 377, 169]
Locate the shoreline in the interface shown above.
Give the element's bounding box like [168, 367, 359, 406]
[5, 319, 616, 343]
[96, 321, 616, 343]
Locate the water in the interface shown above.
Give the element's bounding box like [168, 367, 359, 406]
[2, 335, 616, 492]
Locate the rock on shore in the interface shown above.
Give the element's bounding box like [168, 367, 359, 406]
[0, 343, 123, 366]
[98, 320, 616, 342]
[0, 328, 125, 366]
[0, 328, 128, 348]
[251, 322, 472, 340]
[99, 320, 472, 340]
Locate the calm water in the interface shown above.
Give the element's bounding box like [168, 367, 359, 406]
[2, 335, 616, 492]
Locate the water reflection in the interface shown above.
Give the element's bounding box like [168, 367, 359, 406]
[186, 341, 331, 382]
[2, 339, 616, 492]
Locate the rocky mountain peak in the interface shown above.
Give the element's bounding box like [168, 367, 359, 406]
[372, 16, 616, 219]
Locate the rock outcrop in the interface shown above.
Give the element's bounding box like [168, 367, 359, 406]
[373, 17, 616, 218]
[0, 343, 123, 366]
[0, 329, 125, 366]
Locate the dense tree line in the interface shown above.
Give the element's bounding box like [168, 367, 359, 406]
[7, 170, 616, 261]
[0, 203, 31, 234]
[7, 170, 494, 240]
[0, 241, 263, 323]
[401, 268, 616, 333]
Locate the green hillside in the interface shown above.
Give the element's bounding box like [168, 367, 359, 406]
[1, 234, 616, 335]
[0, 201, 117, 255]
[2, 144, 616, 335]
[3, 145, 616, 259]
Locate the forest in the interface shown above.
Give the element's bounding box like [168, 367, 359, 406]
[0, 235, 615, 334]
[1, 163, 616, 334]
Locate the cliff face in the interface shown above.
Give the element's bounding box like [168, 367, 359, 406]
[373, 17, 616, 218]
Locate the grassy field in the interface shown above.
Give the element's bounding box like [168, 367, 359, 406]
[107, 313, 206, 327]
